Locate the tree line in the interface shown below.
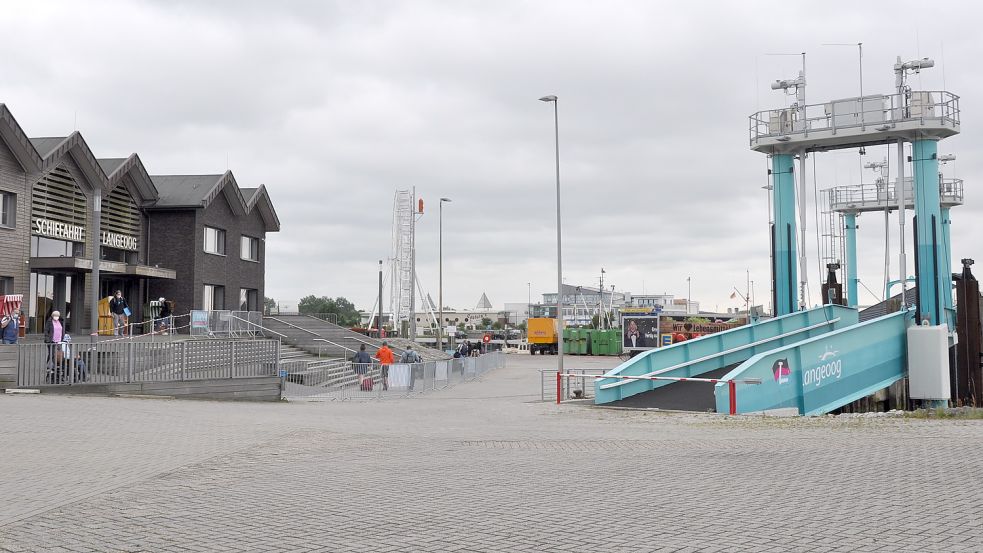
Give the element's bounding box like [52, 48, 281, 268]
[264, 295, 362, 326]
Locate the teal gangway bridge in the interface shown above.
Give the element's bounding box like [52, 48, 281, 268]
[594, 304, 913, 415]
[595, 54, 959, 414]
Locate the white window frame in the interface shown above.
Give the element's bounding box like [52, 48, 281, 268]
[0, 191, 15, 228]
[204, 226, 226, 255]
[240, 235, 259, 262]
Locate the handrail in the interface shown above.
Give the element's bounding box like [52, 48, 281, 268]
[298, 314, 410, 354]
[265, 317, 321, 337]
[300, 314, 381, 344]
[229, 314, 287, 339]
[599, 317, 841, 390]
[313, 337, 357, 354]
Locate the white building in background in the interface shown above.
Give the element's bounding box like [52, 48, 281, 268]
[503, 303, 530, 326]
[535, 285, 702, 326]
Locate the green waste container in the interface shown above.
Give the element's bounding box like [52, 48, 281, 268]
[563, 328, 573, 354]
[575, 329, 586, 355]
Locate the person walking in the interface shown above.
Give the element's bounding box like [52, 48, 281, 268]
[157, 297, 172, 334]
[109, 290, 129, 336]
[375, 341, 394, 391]
[1, 312, 18, 344]
[43, 310, 65, 367]
[352, 344, 373, 388]
[400, 345, 422, 391]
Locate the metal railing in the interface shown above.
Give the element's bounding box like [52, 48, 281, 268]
[190, 310, 264, 338]
[16, 339, 280, 387]
[305, 313, 339, 325]
[540, 368, 608, 402]
[828, 178, 963, 211]
[749, 90, 960, 145]
[285, 351, 505, 401]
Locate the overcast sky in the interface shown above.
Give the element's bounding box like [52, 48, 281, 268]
[2, 1, 980, 314]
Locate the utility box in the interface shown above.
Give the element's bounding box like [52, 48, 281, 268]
[907, 324, 951, 400]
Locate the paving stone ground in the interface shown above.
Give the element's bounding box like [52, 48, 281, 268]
[1, 354, 981, 552]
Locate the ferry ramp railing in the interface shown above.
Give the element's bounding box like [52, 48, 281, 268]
[540, 368, 608, 402]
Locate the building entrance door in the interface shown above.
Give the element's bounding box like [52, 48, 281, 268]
[28, 272, 75, 334]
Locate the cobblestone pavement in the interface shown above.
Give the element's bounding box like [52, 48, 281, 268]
[2, 355, 982, 552]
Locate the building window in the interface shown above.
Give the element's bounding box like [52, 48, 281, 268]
[239, 288, 258, 311]
[240, 235, 259, 262]
[204, 226, 226, 255]
[203, 284, 225, 311]
[0, 276, 11, 295]
[0, 191, 15, 227]
[30, 236, 83, 258]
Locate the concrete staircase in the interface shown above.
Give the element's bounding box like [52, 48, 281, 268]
[263, 315, 449, 361]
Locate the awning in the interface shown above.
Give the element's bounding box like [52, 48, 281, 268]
[28, 258, 174, 279]
[125, 264, 176, 279]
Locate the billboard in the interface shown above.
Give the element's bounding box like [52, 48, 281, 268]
[622, 315, 660, 351]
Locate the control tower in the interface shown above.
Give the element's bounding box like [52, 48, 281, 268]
[750, 56, 960, 327]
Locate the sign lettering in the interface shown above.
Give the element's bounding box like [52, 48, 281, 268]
[33, 218, 84, 242]
[100, 231, 138, 251]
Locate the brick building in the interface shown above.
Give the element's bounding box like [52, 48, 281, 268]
[147, 173, 279, 314]
[0, 104, 279, 335]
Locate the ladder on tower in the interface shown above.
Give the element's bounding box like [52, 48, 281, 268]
[818, 188, 846, 291]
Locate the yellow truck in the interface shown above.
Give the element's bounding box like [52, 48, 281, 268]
[527, 317, 558, 355]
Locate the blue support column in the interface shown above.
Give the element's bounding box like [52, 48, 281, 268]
[772, 154, 798, 316]
[911, 139, 946, 326]
[844, 213, 858, 307]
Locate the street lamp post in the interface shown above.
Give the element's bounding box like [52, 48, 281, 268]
[539, 94, 564, 369]
[687, 276, 692, 315]
[438, 197, 451, 351]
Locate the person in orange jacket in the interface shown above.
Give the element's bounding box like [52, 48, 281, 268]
[375, 341, 394, 391]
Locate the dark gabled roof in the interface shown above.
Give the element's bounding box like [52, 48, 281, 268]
[150, 173, 278, 232]
[2, 104, 277, 231]
[30, 137, 68, 158]
[0, 105, 44, 170]
[242, 185, 280, 232]
[150, 174, 227, 207]
[100, 154, 157, 204]
[30, 132, 108, 193]
[240, 187, 258, 202]
[98, 158, 127, 175]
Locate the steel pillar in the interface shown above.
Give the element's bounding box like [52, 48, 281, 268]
[844, 213, 858, 308]
[940, 207, 954, 319]
[771, 154, 798, 316]
[911, 140, 946, 326]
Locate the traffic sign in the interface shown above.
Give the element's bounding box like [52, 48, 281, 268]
[482, 334, 491, 344]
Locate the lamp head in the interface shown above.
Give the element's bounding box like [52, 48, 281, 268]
[539, 95, 557, 102]
[440, 197, 451, 202]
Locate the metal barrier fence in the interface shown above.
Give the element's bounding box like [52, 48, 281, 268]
[190, 311, 264, 338]
[540, 368, 608, 402]
[16, 339, 280, 387]
[285, 351, 505, 400]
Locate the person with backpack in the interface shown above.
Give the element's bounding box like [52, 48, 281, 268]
[109, 290, 129, 336]
[400, 345, 422, 391]
[352, 344, 373, 390]
[157, 298, 172, 334]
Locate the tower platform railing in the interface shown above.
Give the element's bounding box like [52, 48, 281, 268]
[749, 90, 960, 152]
[828, 177, 963, 212]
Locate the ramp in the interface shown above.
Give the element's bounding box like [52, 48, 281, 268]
[715, 310, 911, 416]
[595, 306, 858, 405]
